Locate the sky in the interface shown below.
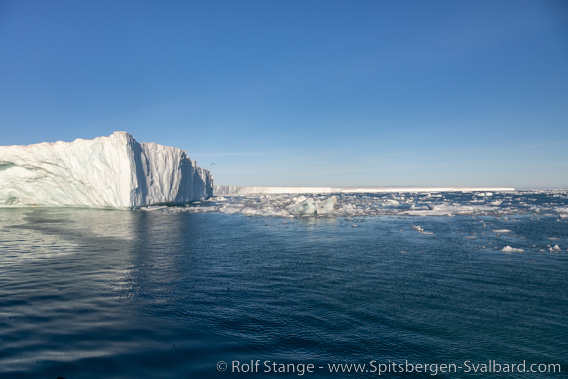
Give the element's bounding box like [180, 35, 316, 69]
[1, 0, 567, 188]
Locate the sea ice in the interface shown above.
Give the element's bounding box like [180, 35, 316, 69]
[493, 229, 512, 234]
[155, 189, 568, 219]
[501, 246, 524, 253]
[548, 245, 562, 252]
[288, 196, 337, 215]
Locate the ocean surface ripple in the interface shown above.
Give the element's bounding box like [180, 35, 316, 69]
[1, 191, 567, 378]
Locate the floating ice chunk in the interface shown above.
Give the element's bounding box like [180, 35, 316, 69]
[318, 196, 338, 214]
[337, 203, 356, 215]
[288, 198, 317, 215]
[493, 229, 512, 234]
[548, 244, 561, 252]
[411, 225, 424, 232]
[477, 192, 494, 197]
[557, 207, 568, 218]
[383, 199, 400, 206]
[293, 195, 308, 204]
[288, 196, 337, 215]
[405, 203, 495, 216]
[501, 246, 524, 253]
[241, 207, 292, 217]
[411, 225, 433, 234]
[140, 206, 168, 211]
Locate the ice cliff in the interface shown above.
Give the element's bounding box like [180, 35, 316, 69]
[0, 132, 213, 208]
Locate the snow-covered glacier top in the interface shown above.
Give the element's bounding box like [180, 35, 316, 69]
[0, 132, 213, 208]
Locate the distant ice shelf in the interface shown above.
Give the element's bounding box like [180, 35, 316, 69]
[214, 186, 516, 195]
[0, 132, 213, 208]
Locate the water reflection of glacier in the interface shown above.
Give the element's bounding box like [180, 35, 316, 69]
[155, 190, 568, 218]
[0, 208, 137, 265]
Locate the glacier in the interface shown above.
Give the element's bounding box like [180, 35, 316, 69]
[0, 132, 213, 208]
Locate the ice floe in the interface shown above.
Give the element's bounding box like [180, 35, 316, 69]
[153, 189, 568, 219]
[501, 246, 524, 253]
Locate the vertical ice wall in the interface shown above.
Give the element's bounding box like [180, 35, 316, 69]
[0, 132, 213, 208]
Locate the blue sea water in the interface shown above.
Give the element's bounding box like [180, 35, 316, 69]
[0, 191, 567, 378]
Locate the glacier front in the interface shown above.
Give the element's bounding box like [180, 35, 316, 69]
[0, 132, 213, 208]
